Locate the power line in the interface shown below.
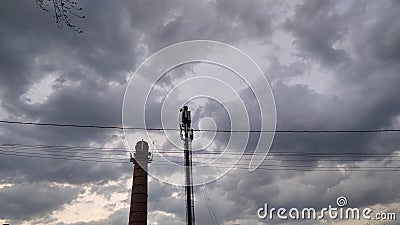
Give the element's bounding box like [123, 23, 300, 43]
[150, 166, 176, 213]
[2, 144, 400, 166]
[1, 150, 399, 172]
[0, 143, 399, 172]
[4, 143, 399, 156]
[201, 184, 220, 225]
[0, 143, 129, 151]
[1, 120, 400, 133]
[2, 148, 397, 170]
[158, 159, 399, 169]
[0, 120, 130, 130]
[0, 144, 129, 155]
[0, 151, 129, 163]
[1, 143, 399, 159]
[0, 149, 127, 161]
[149, 163, 400, 171]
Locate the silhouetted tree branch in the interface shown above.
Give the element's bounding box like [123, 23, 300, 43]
[35, 0, 85, 33]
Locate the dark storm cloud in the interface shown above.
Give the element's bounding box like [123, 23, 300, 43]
[277, 0, 400, 153]
[0, 0, 141, 137]
[0, 0, 279, 146]
[0, 0, 143, 192]
[0, 78, 131, 185]
[160, 1, 400, 223]
[1, 0, 400, 224]
[204, 0, 400, 158]
[199, 163, 400, 225]
[148, 181, 186, 218]
[0, 153, 131, 185]
[0, 182, 80, 220]
[122, 0, 280, 51]
[145, 0, 400, 223]
[284, 0, 352, 67]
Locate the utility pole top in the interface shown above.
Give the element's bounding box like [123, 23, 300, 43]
[180, 106, 194, 141]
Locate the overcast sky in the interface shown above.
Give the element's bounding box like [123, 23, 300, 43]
[0, 0, 400, 225]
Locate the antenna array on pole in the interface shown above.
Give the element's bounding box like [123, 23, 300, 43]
[180, 106, 195, 225]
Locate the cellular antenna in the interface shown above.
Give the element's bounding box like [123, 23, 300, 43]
[180, 106, 195, 225]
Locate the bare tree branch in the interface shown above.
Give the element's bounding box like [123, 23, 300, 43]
[35, 0, 85, 33]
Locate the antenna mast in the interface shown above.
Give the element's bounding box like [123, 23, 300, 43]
[180, 106, 195, 225]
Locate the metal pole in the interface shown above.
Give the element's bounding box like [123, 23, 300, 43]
[180, 106, 195, 225]
[184, 138, 191, 225]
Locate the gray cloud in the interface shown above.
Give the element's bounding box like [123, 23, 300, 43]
[0, 182, 80, 221]
[55, 208, 128, 225]
[284, 0, 352, 67]
[0, 0, 400, 224]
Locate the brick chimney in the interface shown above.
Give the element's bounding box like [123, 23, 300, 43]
[129, 140, 150, 225]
